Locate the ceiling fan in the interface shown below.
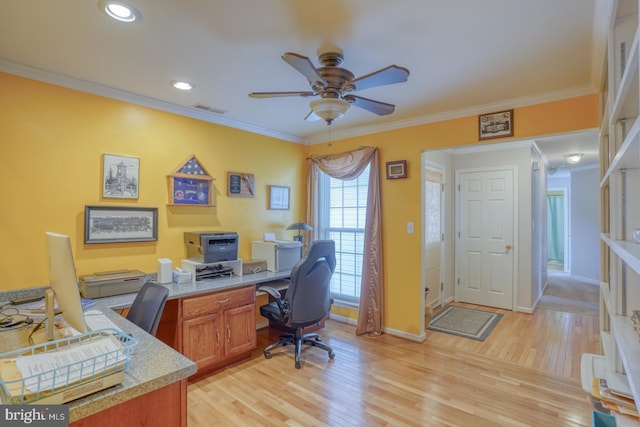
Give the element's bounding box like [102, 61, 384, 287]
[249, 51, 410, 125]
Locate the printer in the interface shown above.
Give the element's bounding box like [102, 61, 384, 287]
[79, 269, 146, 298]
[251, 240, 301, 272]
[184, 231, 239, 263]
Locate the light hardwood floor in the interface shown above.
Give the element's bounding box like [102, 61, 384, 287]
[187, 284, 601, 426]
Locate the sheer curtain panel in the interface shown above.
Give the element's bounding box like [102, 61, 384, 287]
[307, 147, 383, 335]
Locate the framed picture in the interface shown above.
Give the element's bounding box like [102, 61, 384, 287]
[269, 185, 290, 210]
[479, 109, 514, 140]
[386, 160, 407, 179]
[102, 154, 140, 199]
[227, 172, 255, 198]
[85, 205, 158, 244]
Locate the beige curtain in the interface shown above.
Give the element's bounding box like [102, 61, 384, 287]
[307, 146, 383, 335]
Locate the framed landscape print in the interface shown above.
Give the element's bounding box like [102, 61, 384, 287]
[85, 206, 158, 244]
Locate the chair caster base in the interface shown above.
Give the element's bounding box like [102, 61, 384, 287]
[329, 351, 335, 359]
[264, 351, 272, 359]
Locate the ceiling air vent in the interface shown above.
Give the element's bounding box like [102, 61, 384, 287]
[192, 104, 226, 114]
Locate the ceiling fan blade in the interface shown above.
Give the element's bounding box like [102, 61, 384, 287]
[282, 52, 327, 87]
[344, 95, 395, 116]
[351, 65, 409, 92]
[249, 91, 315, 98]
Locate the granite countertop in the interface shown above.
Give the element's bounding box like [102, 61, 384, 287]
[0, 269, 290, 421]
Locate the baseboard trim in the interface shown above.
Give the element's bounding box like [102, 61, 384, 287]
[382, 326, 426, 342]
[328, 313, 357, 325]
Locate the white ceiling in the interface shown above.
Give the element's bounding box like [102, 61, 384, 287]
[0, 0, 606, 166]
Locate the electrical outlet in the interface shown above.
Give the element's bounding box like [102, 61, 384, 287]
[407, 221, 414, 234]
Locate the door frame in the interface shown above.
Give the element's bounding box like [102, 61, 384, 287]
[454, 165, 518, 310]
[546, 186, 571, 273]
[422, 160, 446, 318]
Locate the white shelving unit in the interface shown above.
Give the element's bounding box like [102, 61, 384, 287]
[595, 0, 640, 424]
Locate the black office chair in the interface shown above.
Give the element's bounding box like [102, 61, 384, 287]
[126, 282, 169, 336]
[258, 240, 336, 368]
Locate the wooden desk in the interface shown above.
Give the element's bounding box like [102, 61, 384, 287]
[0, 301, 196, 427]
[0, 270, 289, 424]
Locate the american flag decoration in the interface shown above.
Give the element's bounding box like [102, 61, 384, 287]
[167, 155, 214, 206]
[180, 157, 207, 175]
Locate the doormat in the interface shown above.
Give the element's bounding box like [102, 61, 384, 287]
[428, 306, 503, 341]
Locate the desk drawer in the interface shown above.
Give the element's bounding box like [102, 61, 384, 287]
[182, 285, 255, 319]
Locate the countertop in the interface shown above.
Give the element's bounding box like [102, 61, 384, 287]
[0, 269, 290, 421]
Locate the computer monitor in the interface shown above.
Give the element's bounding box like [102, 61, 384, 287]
[45, 232, 87, 338]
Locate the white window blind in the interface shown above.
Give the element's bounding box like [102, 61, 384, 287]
[318, 165, 370, 302]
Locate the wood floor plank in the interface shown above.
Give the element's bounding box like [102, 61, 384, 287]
[187, 279, 601, 426]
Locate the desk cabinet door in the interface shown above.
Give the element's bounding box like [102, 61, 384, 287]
[183, 312, 222, 371]
[224, 304, 256, 358]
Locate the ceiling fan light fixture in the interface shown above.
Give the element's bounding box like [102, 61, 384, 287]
[564, 153, 583, 165]
[99, 1, 141, 23]
[310, 98, 350, 125]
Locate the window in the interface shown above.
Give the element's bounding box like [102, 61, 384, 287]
[317, 165, 370, 302]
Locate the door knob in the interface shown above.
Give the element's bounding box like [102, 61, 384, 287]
[505, 244, 512, 250]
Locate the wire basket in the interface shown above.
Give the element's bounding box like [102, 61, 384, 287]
[0, 329, 137, 404]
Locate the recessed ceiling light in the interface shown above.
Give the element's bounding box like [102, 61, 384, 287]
[564, 153, 583, 165]
[170, 80, 194, 91]
[98, 1, 141, 23]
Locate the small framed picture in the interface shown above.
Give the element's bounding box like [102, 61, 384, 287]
[386, 160, 407, 179]
[85, 206, 158, 244]
[227, 172, 255, 198]
[102, 154, 140, 199]
[269, 185, 290, 210]
[479, 110, 514, 140]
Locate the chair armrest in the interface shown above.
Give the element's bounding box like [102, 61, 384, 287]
[257, 286, 282, 300]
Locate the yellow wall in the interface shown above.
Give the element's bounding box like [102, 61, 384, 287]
[306, 94, 600, 335]
[0, 70, 600, 337]
[0, 72, 305, 290]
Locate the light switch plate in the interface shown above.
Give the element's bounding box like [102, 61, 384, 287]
[407, 222, 414, 234]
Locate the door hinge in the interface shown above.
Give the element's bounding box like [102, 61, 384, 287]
[441, 183, 445, 192]
[457, 277, 460, 285]
[440, 282, 444, 291]
[441, 233, 444, 242]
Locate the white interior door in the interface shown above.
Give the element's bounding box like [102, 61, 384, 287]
[456, 168, 514, 309]
[424, 167, 443, 306]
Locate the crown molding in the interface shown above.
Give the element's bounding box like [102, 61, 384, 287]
[303, 84, 597, 145]
[0, 59, 303, 144]
[0, 58, 597, 147]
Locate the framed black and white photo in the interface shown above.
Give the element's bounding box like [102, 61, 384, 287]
[479, 110, 514, 140]
[269, 185, 290, 210]
[102, 154, 140, 199]
[85, 205, 158, 244]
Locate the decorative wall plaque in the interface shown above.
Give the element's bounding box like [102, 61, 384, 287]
[167, 155, 214, 206]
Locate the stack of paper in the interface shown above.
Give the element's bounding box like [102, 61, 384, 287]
[592, 377, 639, 420]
